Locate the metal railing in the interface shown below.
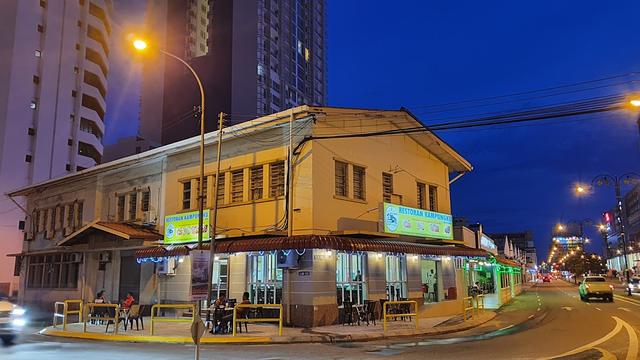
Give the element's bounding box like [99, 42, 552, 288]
[53, 300, 83, 331]
[462, 296, 474, 321]
[475, 294, 485, 316]
[84, 303, 120, 334]
[150, 304, 195, 335]
[232, 304, 283, 336]
[382, 300, 419, 332]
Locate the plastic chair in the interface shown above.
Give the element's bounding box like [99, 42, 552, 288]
[127, 304, 144, 330]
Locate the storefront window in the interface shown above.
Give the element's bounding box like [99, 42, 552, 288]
[27, 254, 78, 289]
[336, 252, 366, 305]
[248, 253, 283, 304]
[385, 254, 407, 300]
[421, 259, 438, 303]
[211, 257, 228, 300]
[471, 262, 496, 295]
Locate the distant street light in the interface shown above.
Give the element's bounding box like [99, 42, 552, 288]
[630, 99, 640, 107]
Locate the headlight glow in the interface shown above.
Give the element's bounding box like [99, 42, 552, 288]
[12, 318, 27, 327]
[11, 307, 26, 316]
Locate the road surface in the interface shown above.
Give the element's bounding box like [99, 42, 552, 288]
[2, 280, 638, 359]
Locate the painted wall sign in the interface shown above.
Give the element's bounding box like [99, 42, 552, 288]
[382, 202, 453, 240]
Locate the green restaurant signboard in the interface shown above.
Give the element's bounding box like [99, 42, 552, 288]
[382, 202, 453, 240]
[164, 210, 210, 244]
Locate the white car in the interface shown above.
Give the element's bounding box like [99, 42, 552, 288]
[0, 299, 27, 345]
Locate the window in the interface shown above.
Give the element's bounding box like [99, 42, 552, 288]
[250, 166, 263, 200]
[35, 50, 42, 58]
[74, 66, 79, 74]
[248, 253, 283, 304]
[65, 164, 71, 171]
[52, 207, 59, 230]
[30, 100, 37, 109]
[196, 177, 207, 207]
[68, 139, 73, 146]
[335, 161, 348, 197]
[71, 90, 77, 97]
[269, 161, 285, 197]
[66, 205, 73, 228]
[27, 254, 79, 289]
[385, 254, 407, 301]
[428, 185, 438, 211]
[382, 173, 393, 203]
[28, 128, 35, 136]
[214, 173, 225, 204]
[33, 75, 40, 84]
[128, 192, 137, 220]
[182, 181, 192, 210]
[40, 0, 46, 8]
[75, 202, 83, 228]
[417, 182, 426, 209]
[336, 252, 366, 305]
[36, 210, 44, 233]
[353, 165, 366, 200]
[37, 24, 44, 33]
[441, 257, 457, 299]
[231, 170, 244, 203]
[25, 154, 32, 163]
[141, 190, 150, 212]
[117, 195, 125, 221]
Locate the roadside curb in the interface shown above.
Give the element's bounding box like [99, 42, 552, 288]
[39, 312, 497, 345]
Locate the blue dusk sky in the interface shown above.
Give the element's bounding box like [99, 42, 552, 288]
[105, 0, 640, 260]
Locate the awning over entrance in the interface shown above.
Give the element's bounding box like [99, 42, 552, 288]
[135, 235, 488, 258]
[59, 220, 163, 246]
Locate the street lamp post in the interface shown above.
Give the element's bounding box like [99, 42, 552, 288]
[132, 39, 210, 311]
[579, 173, 640, 295]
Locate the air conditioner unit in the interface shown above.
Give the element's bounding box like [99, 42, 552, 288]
[142, 211, 156, 225]
[157, 257, 177, 276]
[277, 251, 299, 269]
[99, 252, 111, 263]
[69, 253, 83, 263]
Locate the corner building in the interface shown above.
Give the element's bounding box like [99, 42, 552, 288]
[10, 106, 522, 327]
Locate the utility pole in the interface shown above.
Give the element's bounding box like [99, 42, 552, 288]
[207, 112, 226, 308]
[284, 110, 295, 325]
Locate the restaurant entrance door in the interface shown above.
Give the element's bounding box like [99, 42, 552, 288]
[119, 255, 141, 302]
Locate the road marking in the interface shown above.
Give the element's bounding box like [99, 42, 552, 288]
[618, 307, 632, 312]
[542, 317, 623, 359]
[596, 307, 602, 311]
[537, 307, 541, 311]
[621, 317, 639, 360]
[498, 324, 514, 331]
[561, 306, 573, 311]
[585, 302, 591, 306]
[615, 295, 640, 307]
[528, 315, 534, 319]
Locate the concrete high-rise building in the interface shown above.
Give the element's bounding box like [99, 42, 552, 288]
[139, 0, 327, 146]
[0, 0, 112, 296]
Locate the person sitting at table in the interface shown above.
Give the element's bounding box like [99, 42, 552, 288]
[91, 290, 107, 323]
[122, 292, 135, 311]
[213, 292, 227, 307]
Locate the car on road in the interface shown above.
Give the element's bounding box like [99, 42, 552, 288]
[627, 277, 640, 293]
[0, 298, 27, 345]
[579, 276, 614, 302]
[542, 275, 552, 282]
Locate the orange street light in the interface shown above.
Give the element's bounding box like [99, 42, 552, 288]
[630, 99, 640, 107]
[132, 39, 148, 51]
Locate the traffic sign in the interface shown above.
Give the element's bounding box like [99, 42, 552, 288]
[191, 317, 206, 344]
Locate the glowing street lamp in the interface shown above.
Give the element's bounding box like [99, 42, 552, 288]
[132, 39, 148, 51]
[630, 99, 640, 107]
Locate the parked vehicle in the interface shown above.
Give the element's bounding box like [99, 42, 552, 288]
[628, 277, 640, 293]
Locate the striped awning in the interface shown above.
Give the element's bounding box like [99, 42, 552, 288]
[134, 245, 190, 258]
[135, 235, 487, 258]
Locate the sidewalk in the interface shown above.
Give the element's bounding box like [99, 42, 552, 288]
[40, 310, 496, 344]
